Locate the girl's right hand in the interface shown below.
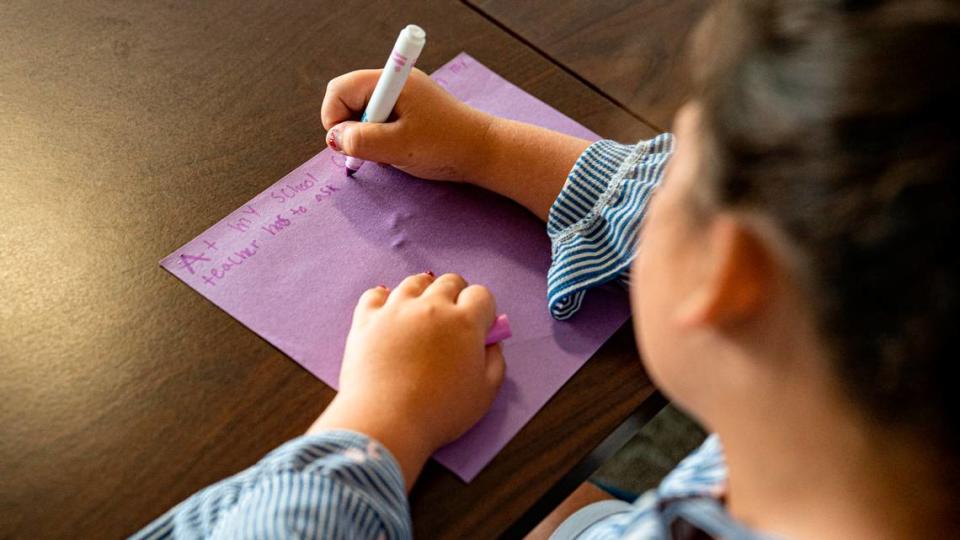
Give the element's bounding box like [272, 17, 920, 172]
[321, 68, 494, 182]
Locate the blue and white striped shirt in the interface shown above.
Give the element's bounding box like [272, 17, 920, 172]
[133, 431, 410, 539]
[133, 137, 763, 540]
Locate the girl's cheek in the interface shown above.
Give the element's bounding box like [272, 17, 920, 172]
[631, 212, 666, 351]
[631, 187, 689, 388]
[632, 192, 669, 314]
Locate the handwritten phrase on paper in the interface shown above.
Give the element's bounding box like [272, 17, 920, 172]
[175, 170, 341, 287]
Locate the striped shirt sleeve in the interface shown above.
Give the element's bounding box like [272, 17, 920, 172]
[546, 134, 674, 320]
[130, 431, 411, 540]
[576, 435, 749, 540]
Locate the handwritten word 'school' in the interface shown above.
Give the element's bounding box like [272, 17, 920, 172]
[272, 172, 329, 204]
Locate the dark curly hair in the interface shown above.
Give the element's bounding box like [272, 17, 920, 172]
[691, 0, 960, 454]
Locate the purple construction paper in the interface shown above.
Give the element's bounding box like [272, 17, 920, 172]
[160, 53, 630, 482]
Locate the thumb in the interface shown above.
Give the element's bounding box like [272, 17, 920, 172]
[484, 343, 506, 389]
[328, 121, 404, 164]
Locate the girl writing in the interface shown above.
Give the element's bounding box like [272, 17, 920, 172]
[136, 1, 958, 537]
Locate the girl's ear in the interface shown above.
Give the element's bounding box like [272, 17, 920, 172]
[675, 215, 771, 328]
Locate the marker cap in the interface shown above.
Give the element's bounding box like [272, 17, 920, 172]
[484, 314, 512, 346]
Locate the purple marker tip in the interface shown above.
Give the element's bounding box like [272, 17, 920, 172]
[484, 314, 512, 346]
[344, 155, 364, 177]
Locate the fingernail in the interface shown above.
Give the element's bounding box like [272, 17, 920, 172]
[326, 126, 343, 153]
[377, 284, 386, 289]
[424, 270, 435, 277]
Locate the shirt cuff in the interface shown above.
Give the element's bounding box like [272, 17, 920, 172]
[545, 134, 674, 320]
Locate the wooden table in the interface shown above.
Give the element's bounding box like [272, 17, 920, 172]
[466, 0, 712, 130]
[0, 0, 699, 537]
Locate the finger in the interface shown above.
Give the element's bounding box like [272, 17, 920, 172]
[390, 272, 435, 299]
[353, 285, 389, 321]
[423, 273, 468, 302]
[484, 343, 506, 389]
[332, 120, 406, 164]
[457, 284, 496, 327]
[321, 70, 382, 129]
[358, 285, 390, 308]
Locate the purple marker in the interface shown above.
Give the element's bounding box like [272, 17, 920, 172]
[344, 25, 426, 177]
[484, 314, 512, 346]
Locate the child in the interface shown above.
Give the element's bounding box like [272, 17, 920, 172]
[134, 0, 959, 538]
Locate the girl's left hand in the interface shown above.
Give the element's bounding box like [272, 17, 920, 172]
[309, 272, 505, 490]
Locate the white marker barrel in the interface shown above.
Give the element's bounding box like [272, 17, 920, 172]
[345, 25, 426, 174]
[363, 25, 426, 123]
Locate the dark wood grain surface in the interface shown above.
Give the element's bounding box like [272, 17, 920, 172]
[466, 0, 712, 130]
[0, 1, 660, 538]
